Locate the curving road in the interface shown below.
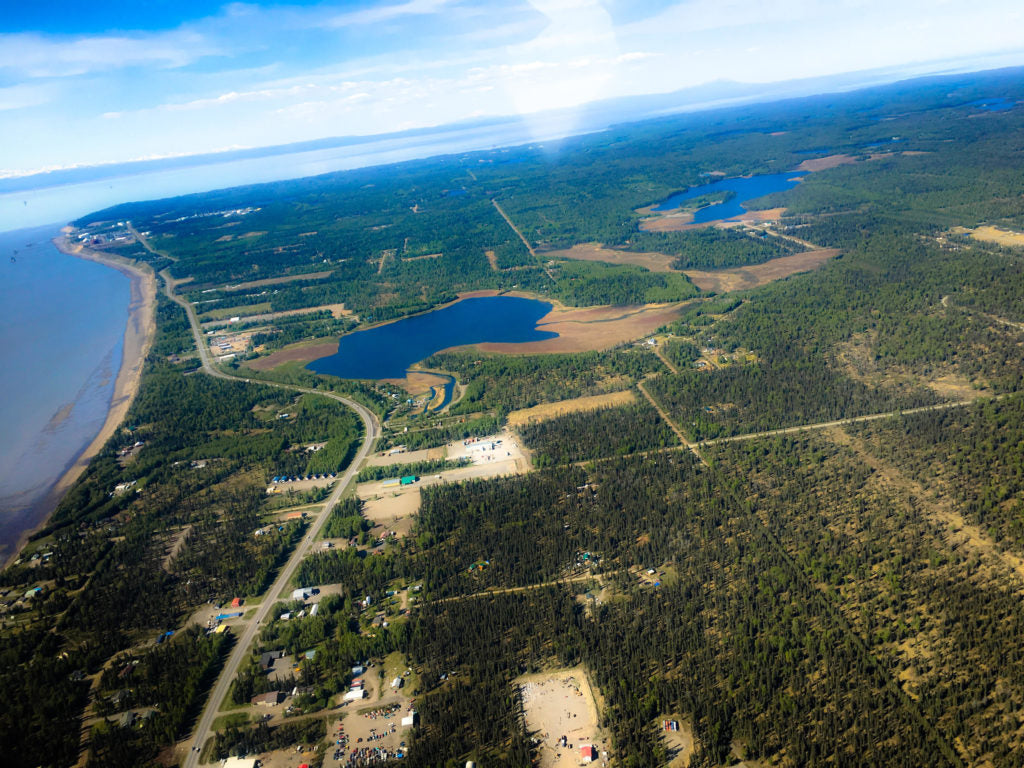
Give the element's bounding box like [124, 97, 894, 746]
[160, 271, 380, 767]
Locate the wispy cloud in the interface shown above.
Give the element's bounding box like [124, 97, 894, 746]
[325, 0, 458, 28]
[0, 31, 220, 78]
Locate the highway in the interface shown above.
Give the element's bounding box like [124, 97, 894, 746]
[159, 270, 380, 767]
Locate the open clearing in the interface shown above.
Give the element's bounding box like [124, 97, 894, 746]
[507, 390, 636, 427]
[796, 153, 859, 171]
[215, 270, 334, 292]
[244, 338, 340, 371]
[519, 668, 610, 768]
[202, 303, 351, 329]
[544, 242, 677, 272]
[960, 225, 1024, 247]
[357, 434, 529, 535]
[472, 299, 686, 354]
[639, 207, 788, 232]
[365, 444, 447, 468]
[658, 715, 696, 767]
[683, 248, 840, 292]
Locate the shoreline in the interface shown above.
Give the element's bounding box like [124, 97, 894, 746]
[2, 230, 157, 568]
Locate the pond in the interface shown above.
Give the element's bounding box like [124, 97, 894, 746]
[307, 295, 556, 380]
[652, 170, 808, 223]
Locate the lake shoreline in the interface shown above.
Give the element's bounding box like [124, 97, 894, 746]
[2, 233, 157, 568]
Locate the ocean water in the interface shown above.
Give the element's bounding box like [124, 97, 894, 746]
[308, 296, 556, 380]
[0, 225, 128, 559]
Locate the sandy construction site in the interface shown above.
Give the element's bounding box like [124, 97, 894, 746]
[356, 433, 529, 536]
[519, 668, 610, 768]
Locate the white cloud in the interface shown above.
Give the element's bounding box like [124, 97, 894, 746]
[325, 0, 458, 28]
[0, 31, 220, 78]
[0, 83, 53, 111]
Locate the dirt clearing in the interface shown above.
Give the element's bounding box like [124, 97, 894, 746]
[659, 715, 696, 767]
[216, 270, 334, 292]
[683, 248, 839, 292]
[471, 300, 686, 354]
[543, 242, 676, 272]
[519, 668, 610, 768]
[245, 339, 340, 371]
[640, 207, 788, 232]
[796, 154, 859, 171]
[507, 391, 636, 427]
[203, 303, 352, 329]
[961, 225, 1024, 248]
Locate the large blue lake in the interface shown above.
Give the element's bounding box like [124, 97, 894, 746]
[654, 171, 808, 223]
[307, 296, 556, 380]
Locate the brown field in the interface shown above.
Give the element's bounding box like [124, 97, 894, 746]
[470, 299, 687, 354]
[485, 249, 499, 271]
[217, 270, 334, 291]
[244, 338, 339, 371]
[967, 225, 1024, 247]
[519, 668, 609, 768]
[640, 207, 788, 232]
[683, 248, 840, 292]
[543, 242, 676, 272]
[507, 390, 636, 427]
[796, 153, 858, 172]
[203, 303, 352, 329]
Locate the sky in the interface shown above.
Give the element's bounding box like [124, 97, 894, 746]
[2, 0, 1023, 177]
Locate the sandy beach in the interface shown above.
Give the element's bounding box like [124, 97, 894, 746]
[4, 231, 157, 565]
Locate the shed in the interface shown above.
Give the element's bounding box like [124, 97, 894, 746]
[400, 475, 417, 485]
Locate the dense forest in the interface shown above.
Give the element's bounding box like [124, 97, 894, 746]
[7, 66, 1024, 768]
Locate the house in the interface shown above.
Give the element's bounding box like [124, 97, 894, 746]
[119, 711, 137, 728]
[260, 650, 285, 671]
[251, 690, 285, 706]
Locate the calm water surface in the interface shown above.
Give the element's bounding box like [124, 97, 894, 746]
[0, 225, 128, 559]
[308, 296, 556, 380]
[653, 171, 808, 223]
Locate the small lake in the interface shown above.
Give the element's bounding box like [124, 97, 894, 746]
[307, 296, 556, 380]
[652, 171, 808, 223]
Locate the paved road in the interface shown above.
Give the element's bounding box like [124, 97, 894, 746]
[159, 271, 380, 768]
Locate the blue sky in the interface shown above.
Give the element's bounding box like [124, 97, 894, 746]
[2, 0, 1023, 176]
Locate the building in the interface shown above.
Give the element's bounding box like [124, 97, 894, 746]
[581, 745, 598, 763]
[291, 588, 311, 601]
[344, 687, 366, 702]
[391, 676, 404, 689]
[230, 597, 242, 608]
[251, 690, 285, 706]
[401, 710, 418, 727]
[260, 650, 284, 671]
[223, 758, 257, 768]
